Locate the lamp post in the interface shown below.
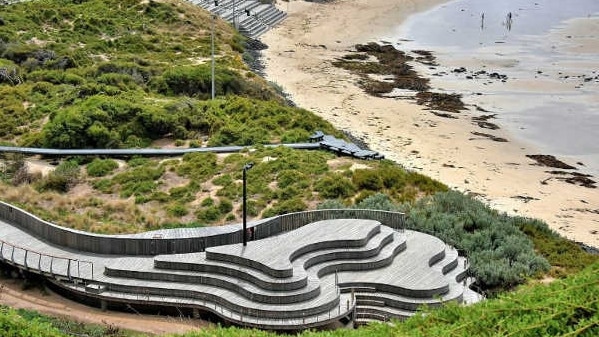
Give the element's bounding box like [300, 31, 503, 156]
[242, 162, 254, 246]
[211, 1, 219, 100]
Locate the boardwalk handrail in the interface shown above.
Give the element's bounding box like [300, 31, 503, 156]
[0, 143, 319, 156]
[0, 238, 94, 280]
[0, 133, 382, 160]
[0, 201, 404, 255]
[0, 201, 405, 255]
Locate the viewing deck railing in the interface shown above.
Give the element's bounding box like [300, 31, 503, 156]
[0, 238, 94, 280]
[0, 201, 404, 255]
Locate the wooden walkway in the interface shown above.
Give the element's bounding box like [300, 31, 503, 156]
[0, 208, 479, 329]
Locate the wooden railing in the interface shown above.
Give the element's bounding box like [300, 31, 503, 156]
[0, 201, 404, 256]
[0, 238, 94, 280]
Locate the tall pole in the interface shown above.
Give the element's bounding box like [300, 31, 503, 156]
[242, 162, 253, 246]
[211, 13, 215, 100]
[242, 167, 247, 246]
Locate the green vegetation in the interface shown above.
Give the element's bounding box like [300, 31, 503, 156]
[36, 159, 80, 192]
[0, 149, 447, 233]
[0, 306, 139, 337]
[0, 0, 338, 148]
[0, 307, 64, 337]
[86, 158, 118, 177]
[399, 191, 550, 290]
[518, 219, 599, 277]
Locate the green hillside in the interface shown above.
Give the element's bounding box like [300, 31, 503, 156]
[0, 0, 338, 148]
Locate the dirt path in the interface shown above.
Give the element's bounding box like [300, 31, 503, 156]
[0, 278, 209, 336]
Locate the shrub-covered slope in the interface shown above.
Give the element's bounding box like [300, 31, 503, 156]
[0, 0, 337, 148]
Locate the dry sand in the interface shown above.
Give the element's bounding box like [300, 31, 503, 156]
[261, 0, 599, 247]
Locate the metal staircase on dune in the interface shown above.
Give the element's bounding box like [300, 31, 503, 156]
[190, 0, 288, 39]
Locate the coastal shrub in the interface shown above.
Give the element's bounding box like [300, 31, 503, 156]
[91, 178, 113, 193]
[218, 198, 233, 214]
[201, 197, 215, 207]
[169, 184, 197, 203]
[167, 203, 188, 217]
[316, 199, 347, 210]
[177, 152, 219, 182]
[355, 193, 398, 211]
[159, 65, 247, 98]
[112, 164, 164, 198]
[127, 157, 149, 167]
[401, 191, 550, 289]
[0, 307, 65, 337]
[314, 173, 355, 199]
[352, 169, 384, 190]
[86, 158, 118, 177]
[516, 217, 599, 276]
[276, 169, 307, 189]
[196, 206, 222, 223]
[36, 160, 80, 192]
[213, 174, 233, 186]
[262, 198, 307, 218]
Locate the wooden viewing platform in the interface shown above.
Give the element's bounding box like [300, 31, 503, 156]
[0, 202, 481, 330]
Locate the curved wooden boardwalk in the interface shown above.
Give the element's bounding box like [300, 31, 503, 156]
[0, 202, 481, 329]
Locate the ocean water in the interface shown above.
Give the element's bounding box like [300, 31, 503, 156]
[390, 0, 599, 175]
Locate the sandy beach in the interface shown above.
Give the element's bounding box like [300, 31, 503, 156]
[261, 0, 599, 247]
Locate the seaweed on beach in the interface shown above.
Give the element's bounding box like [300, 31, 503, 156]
[472, 114, 500, 130]
[333, 43, 472, 115]
[526, 155, 577, 170]
[470, 131, 508, 142]
[413, 49, 438, 66]
[416, 91, 466, 113]
[544, 170, 596, 188]
[332, 42, 430, 96]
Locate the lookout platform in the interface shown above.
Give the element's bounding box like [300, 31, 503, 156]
[0, 202, 480, 330]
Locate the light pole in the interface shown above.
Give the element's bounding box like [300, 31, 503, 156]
[211, 1, 219, 100]
[242, 162, 254, 246]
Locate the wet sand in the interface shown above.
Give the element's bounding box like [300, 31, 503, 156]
[261, 0, 599, 247]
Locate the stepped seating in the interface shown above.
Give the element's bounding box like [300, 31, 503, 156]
[190, 0, 287, 39]
[81, 220, 474, 329]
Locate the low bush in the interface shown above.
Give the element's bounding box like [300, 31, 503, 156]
[314, 173, 355, 199]
[400, 191, 550, 290]
[196, 206, 222, 223]
[36, 160, 80, 192]
[262, 198, 307, 218]
[86, 158, 118, 177]
[167, 203, 188, 217]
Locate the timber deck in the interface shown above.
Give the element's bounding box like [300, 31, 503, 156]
[0, 204, 481, 330]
